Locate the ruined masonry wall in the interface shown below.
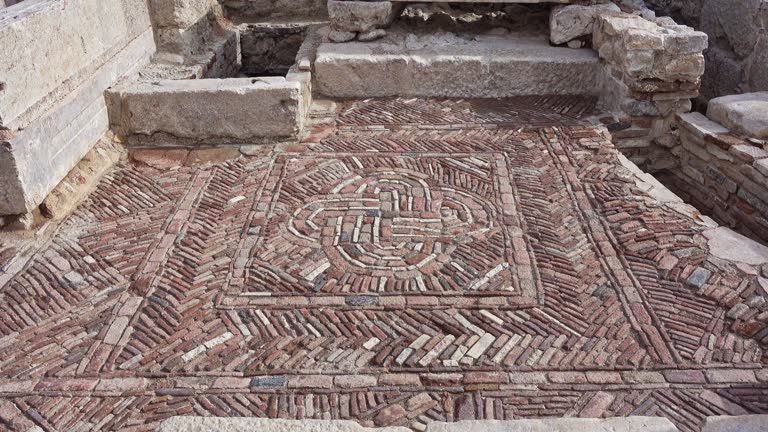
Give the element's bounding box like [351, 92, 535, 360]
[660, 94, 768, 243]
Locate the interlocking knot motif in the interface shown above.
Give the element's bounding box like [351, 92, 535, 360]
[289, 170, 494, 275]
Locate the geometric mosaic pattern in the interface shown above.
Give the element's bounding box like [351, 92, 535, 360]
[0, 97, 766, 432]
[221, 153, 541, 307]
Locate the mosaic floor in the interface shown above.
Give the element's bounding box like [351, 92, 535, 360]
[0, 97, 766, 432]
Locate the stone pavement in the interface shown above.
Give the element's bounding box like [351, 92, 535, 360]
[0, 97, 766, 432]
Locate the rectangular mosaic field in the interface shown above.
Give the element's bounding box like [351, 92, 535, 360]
[219, 153, 543, 308]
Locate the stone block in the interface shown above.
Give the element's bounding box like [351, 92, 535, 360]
[108, 77, 304, 144]
[705, 227, 768, 265]
[677, 113, 729, 140]
[220, 0, 327, 20]
[315, 33, 602, 98]
[708, 92, 768, 139]
[0, 29, 155, 215]
[0, 0, 150, 129]
[703, 415, 768, 432]
[549, 2, 620, 45]
[328, 0, 400, 33]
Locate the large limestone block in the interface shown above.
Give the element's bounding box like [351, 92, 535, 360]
[0, 0, 149, 129]
[328, 0, 400, 33]
[426, 418, 680, 432]
[110, 78, 303, 142]
[315, 35, 602, 98]
[707, 92, 768, 138]
[550, 2, 620, 45]
[0, 29, 155, 215]
[157, 417, 412, 432]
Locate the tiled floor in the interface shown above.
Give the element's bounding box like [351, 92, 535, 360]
[0, 97, 766, 432]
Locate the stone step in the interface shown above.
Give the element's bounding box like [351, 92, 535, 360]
[315, 31, 602, 98]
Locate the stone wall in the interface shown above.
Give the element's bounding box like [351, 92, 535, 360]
[546, 2, 708, 172]
[0, 0, 155, 216]
[658, 93, 768, 243]
[644, 0, 768, 102]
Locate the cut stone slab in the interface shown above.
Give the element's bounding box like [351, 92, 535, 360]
[107, 77, 305, 145]
[705, 227, 768, 266]
[703, 415, 768, 432]
[316, 30, 602, 98]
[677, 112, 730, 140]
[550, 2, 621, 45]
[707, 92, 768, 139]
[157, 418, 413, 432]
[425, 418, 680, 432]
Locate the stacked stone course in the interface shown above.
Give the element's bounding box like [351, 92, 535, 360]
[659, 93, 768, 243]
[592, 8, 708, 170]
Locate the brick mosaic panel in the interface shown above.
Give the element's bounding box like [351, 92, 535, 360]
[220, 153, 541, 308]
[0, 97, 766, 432]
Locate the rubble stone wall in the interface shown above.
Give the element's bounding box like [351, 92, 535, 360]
[644, 0, 768, 102]
[589, 10, 707, 172]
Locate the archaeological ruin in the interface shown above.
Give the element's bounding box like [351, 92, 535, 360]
[0, 0, 768, 431]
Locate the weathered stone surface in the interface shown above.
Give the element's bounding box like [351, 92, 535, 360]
[328, 0, 399, 33]
[0, 0, 152, 129]
[594, 13, 707, 82]
[108, 77, 304, 144]
[707, 92, 768, 139]
[0, 29, 155, 215]
[329, 30, 357, 42]
[39, 136, 122, 221]
[703, 415, 768, 432]
[705, 227, 768, 265]
[550, 2, 620, 45]
[426, 418, 679, 432]
[157, 418, 412, 432]
[645, 0, 768, 101]
[316, 32, 602, 98]
[677, 112, 729, 139]
[149, 0, 216, 29]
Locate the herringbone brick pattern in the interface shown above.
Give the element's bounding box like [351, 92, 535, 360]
[0, 97, 766, 432]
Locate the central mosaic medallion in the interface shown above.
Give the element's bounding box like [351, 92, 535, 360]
[221, 153, 542, 308]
